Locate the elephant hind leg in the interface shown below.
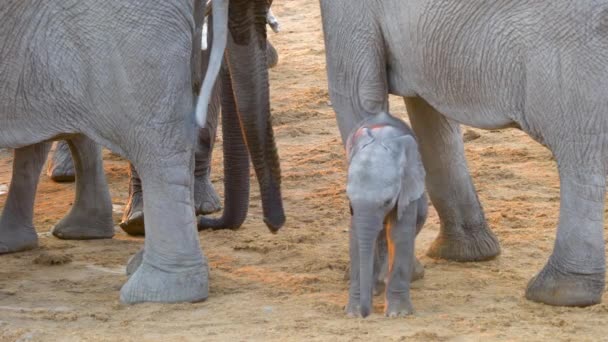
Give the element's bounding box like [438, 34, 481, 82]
[47, 141, 75, 183]
[0, 143, 51, 254]
[405, 97, 500, 262]
[119, 163, 145, 236]
[120, 149, 208, 304]
[52, 135, 114, 240]
[525, 138, 607, 306]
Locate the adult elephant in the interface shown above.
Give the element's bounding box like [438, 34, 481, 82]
[320, 0, 608, 307]
[0, 0, 284, 304]
[44, 13, 282, 235]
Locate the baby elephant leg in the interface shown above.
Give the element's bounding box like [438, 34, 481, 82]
[385, 202, 418, 317]
[373, 226, 423, 296]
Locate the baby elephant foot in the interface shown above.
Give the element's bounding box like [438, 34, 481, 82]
[427, 223, 500, 262]
[194, 176, 221, 216]
[345, 301, 362, 318]
[119, 259, 209, 304]
[525, 261, 604, 307]
[47, 142, 75, 183]
[374, 259, 423, 295]
[0, 226, 38, 254]
[52, 211, 114, 240]
[120, 191, 145, 236]
[385, 296, 414, 317]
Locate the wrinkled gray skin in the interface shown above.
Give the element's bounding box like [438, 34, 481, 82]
[120, 18, 281, 235]
[45, 40, 278, 185]
[46, 14, 281, 236]
[345, 112, 427, 318]
[0, 0, 285, 304]
[321, 0, 608, 307]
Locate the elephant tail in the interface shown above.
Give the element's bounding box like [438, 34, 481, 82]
[195, 0, 228, 127]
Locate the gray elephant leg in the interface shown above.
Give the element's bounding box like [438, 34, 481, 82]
[525, 148, 606, 306]
[405, 97, 500, 261]
[51, 135, 114, 240]
[345, 223, 362, 317]
[0, 143, 50, 254]
[120, 78, 221, 236]
[193, 87, 222, 217]
[119, 150, 208, 304]
[122, 155, 219, 236]
[373, 227, 388, 296]
[119, 164, 145, 235]
[46, 141, 75, 183]
[385, 204, 418, 317]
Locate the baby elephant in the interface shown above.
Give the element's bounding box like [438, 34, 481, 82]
[345, 112, 427, 318]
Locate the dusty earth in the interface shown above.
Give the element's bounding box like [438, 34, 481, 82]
[2, 1, 608, 341]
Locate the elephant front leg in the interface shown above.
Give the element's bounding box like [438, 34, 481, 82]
[0, 143, 50, 254]
[526, 161, 606, 306]
[119, 152, 208, 304]
[405, 97, 500, 261]
[51, 135, 114, 240]
[47, 141, 76, 182]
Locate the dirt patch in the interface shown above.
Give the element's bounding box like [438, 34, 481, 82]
[33, 252, 73, 266]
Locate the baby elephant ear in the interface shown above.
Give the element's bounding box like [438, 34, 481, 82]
[396, 135, 426, 220]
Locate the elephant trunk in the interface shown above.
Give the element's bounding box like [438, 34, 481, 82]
[354, 213, 383, 318]
[226, 0, 284, 232]
[199, 66, 250, 229]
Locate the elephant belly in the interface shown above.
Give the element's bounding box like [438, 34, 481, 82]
[384, 0, 533, 129]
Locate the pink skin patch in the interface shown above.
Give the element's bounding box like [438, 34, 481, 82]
[347, 124, 390, 156]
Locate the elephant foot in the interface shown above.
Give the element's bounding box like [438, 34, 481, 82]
[119, 258, 209, 304]
[426, 223, 500, 262]
[345, 301, 362, 318]
[120, 191, 145, 236]
[0, 226, 38, 254]
[47, 142, 75, 183]
[194, 176, 221, 216]
[52, 211, 114, 240]
[373, 258, 424, 296]
[525, 261, 604, 307]
[385, 297, 414, 317]
[126, 249, 144, 276]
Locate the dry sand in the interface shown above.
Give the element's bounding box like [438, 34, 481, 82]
[1, 1, 608, 341]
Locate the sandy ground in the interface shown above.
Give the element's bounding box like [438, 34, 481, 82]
[2, 2, 608, 341]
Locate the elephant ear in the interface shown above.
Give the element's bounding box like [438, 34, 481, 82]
[393, 135, 426, 221]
